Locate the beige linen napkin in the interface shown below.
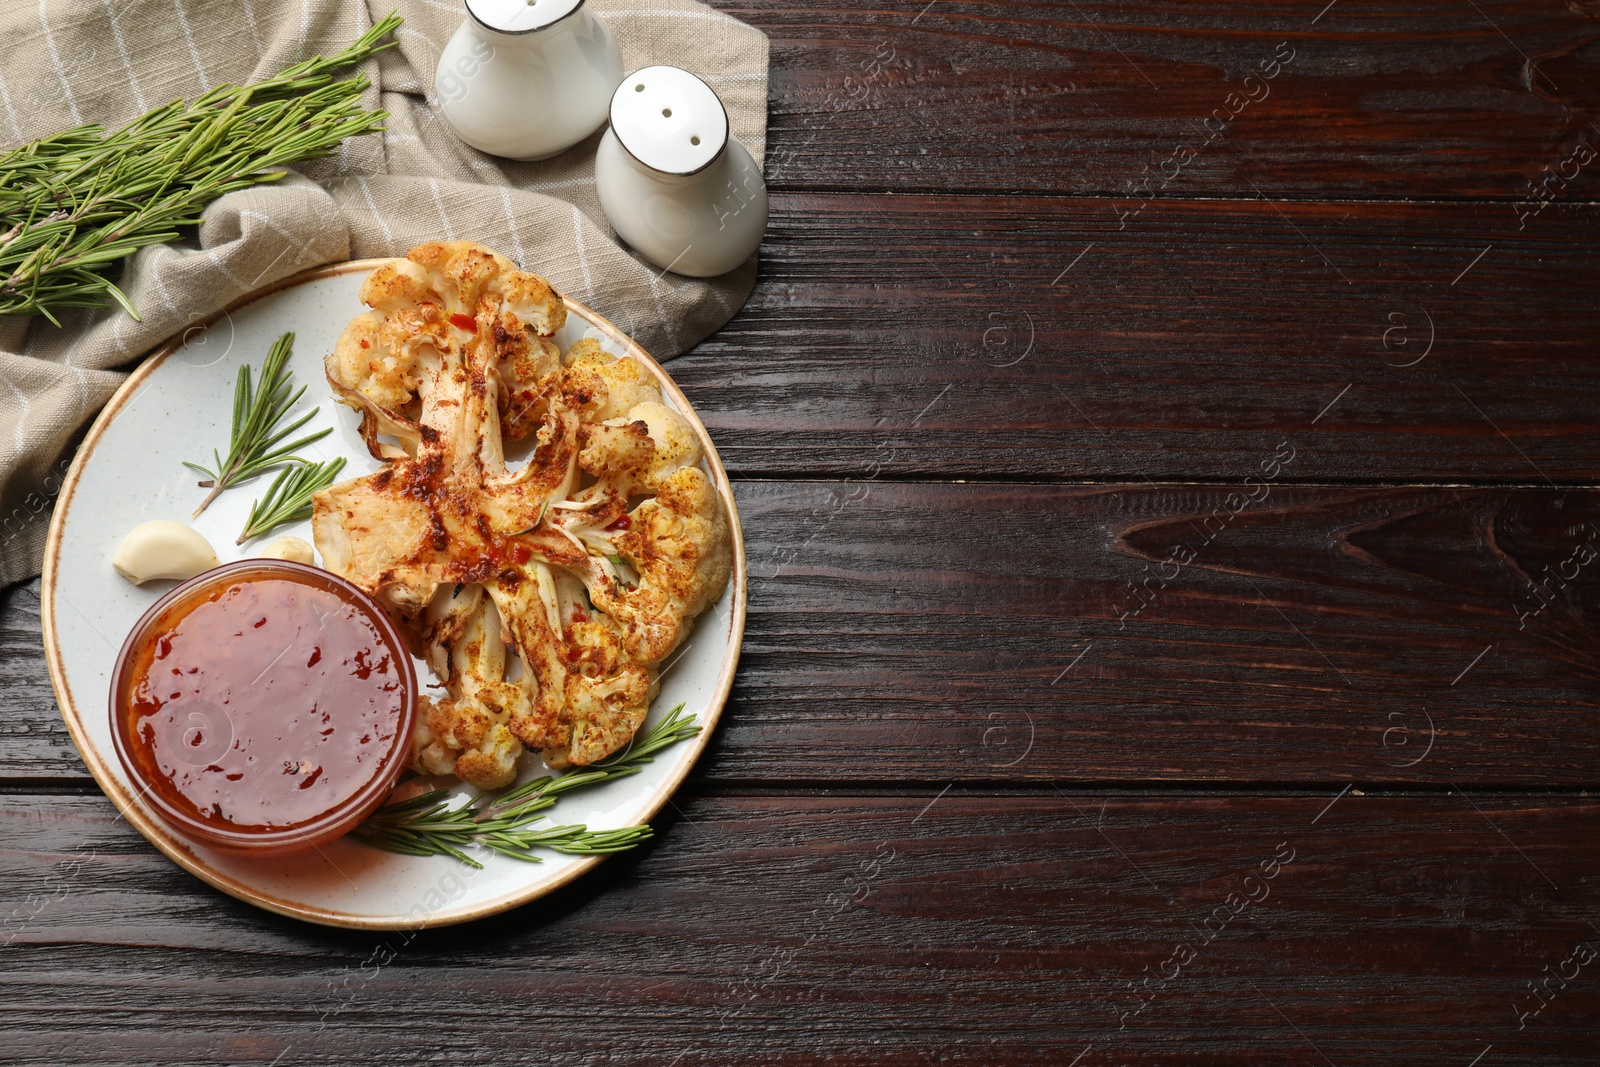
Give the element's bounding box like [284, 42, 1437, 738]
[0, 0, 768, 586]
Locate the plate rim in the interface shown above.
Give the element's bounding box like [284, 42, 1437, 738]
[40, 257, 747, 930]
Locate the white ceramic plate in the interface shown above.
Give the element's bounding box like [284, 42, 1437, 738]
[42, 260, 746, 929]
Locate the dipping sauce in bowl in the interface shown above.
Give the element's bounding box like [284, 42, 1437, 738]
[109, 559, 415, 856]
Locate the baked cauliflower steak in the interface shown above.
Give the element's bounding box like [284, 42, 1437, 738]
[312, 241, 731, 789]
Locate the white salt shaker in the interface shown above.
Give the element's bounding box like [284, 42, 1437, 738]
[435, 0, 624, 161]
[594, 66, 768, 277]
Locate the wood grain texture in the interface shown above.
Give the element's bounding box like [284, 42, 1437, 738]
[0, 578, 78, 780]
[712, 482, 1600, 786]
[740, 0, 1600, 200]
[6, 4, 1600, 1055]
[1, 791, 1596, 1065]
[678, 192, 1600, 481]
[7, 483, 1599, 785]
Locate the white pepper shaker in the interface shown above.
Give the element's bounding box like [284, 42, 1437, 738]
[435, 0, 624, 161]
[594, 66, 769, 277]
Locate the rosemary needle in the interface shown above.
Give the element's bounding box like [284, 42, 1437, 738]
[237, 456, 346, 544]
[185, 331, 330, 517]
[352, 704, 702, 868]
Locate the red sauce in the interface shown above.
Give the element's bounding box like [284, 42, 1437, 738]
[449, 312, 477, 332]
[472, 531, 534, 574]
[605, 515, 631, 532]
[119, 575, 407, 834]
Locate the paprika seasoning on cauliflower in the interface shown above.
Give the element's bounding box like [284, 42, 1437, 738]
[312, 241, 731, 789]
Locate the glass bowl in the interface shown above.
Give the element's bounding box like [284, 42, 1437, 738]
[108, 558, 416, 857]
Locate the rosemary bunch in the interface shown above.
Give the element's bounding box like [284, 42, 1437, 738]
[353, 704, 703, 868]
[184, 331, 330, 517]
[0, 13, 401, 323]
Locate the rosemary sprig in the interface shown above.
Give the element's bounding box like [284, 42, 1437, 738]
[184, 331, 330, 517]
[0, 13, 401, 323]
[237, 456, 346, 544]
[352, 704, 702, 868]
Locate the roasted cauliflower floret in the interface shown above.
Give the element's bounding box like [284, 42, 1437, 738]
[325, 242, 566, 457]
[587, 465, 732, 664]
[360, 255, 435, 312]
[313, 240, 733, 784]
[497, 333, 561, 443]
[628, 401, 703, 487]
[578, 418, 655, 478]
[565, 341, 663, 420]
[413, 695, 522, 790]
[561, 336, 604, 366]
[331, 311, 417, 413]
[493, 268, 567, 336]
[327, 260, 453, 422]
[544, 617, 658, 767]
[408, 590, 529, 789]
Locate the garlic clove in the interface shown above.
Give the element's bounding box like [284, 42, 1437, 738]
[254, 536, 316, 566]
[112, 520, 219, 586]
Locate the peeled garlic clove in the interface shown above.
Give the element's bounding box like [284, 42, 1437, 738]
[112, 520, 219, 586]
[254, 536, 315, 566]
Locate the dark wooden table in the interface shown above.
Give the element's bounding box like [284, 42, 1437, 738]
[5, 2, 1600, 1062]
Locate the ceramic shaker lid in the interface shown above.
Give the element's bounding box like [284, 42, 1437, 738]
[465, 0, 584, 34]
[609, 66, 730, 175]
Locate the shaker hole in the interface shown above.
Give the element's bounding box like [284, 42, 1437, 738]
[662, 108, 673, 117]
[635, 84, 645, 92]
[690, 136, 701, 145]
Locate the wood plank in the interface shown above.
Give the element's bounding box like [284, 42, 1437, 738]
[7, 482, 1600, 785]
[722, 481, 1600, 786]
[1, 791, 1596, 1064]
[740, 0, 1600, 200]
[678, 191, 1600, 481]
[0, 578, 79, 780]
